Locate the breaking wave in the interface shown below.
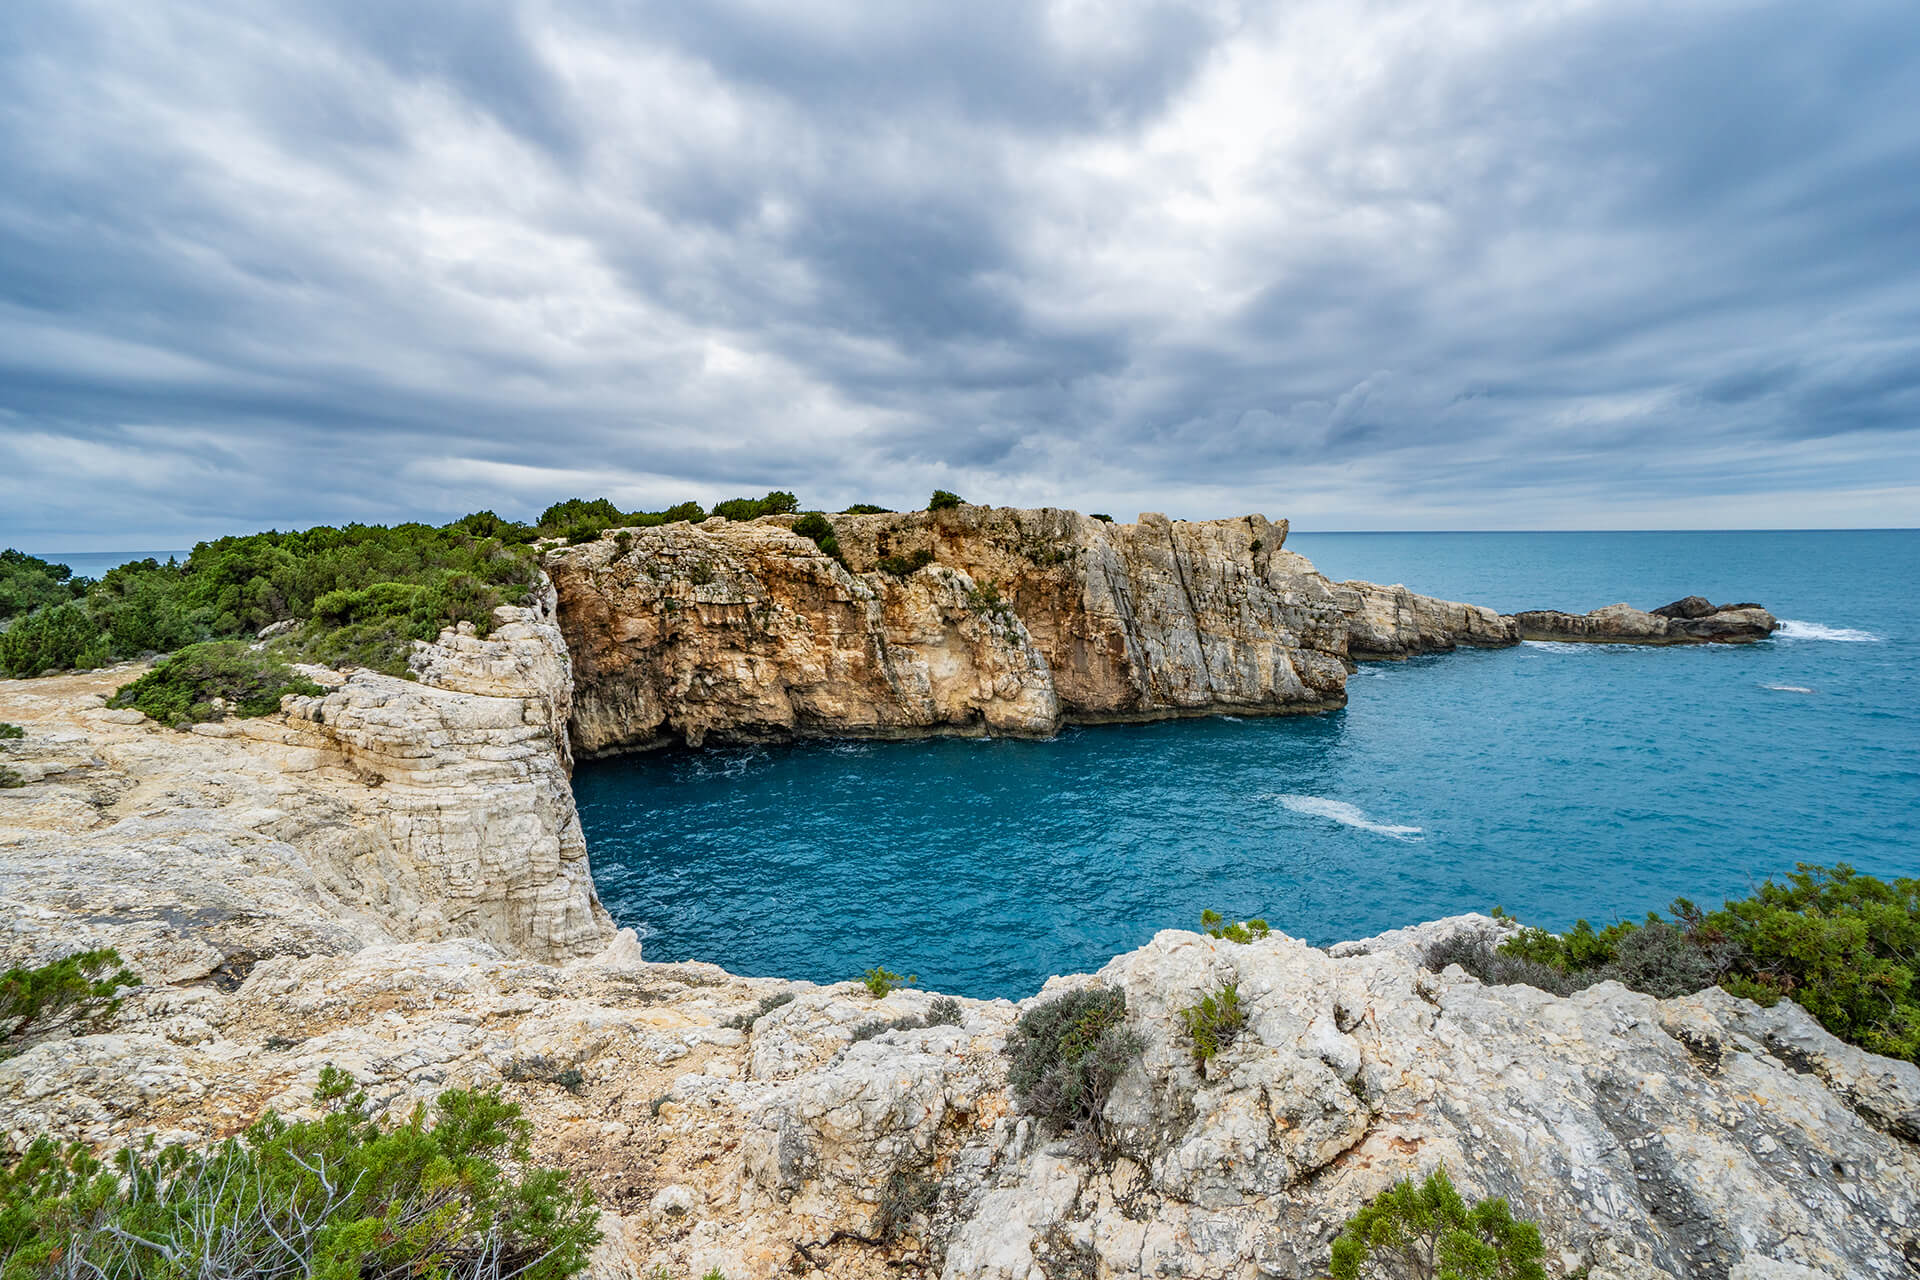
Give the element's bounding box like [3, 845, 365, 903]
[1776, 620, 1881, 643]
[1271, 794, 1424, 840]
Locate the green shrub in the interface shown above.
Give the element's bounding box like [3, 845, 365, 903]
[861, 967, 915, 998]
[86, 559, 196, 656]
[1004, 988, 1142, 1135]
[1179, 983, 1246, 1065]
[965, 581, 1013, 618]
[875, 550, 935, 577]
[0, 602, 108, 677]
[0, 767, 22, 789]
[842, 503, 892, 515]
[927, 490, 963, 512]
[711, 491, 799, 521]
[790, 513, 843, 564]
[0, 722, 21, 740]
[1089, 513, 1114, 523]
[1200, 909, 1271, 944]
[0, 1068, 599, 1280]
[1329, 1166, 1546, 1280]
[109, 642, 325, 726]
[0, 551, 85, 623]
[2, 949, 140, 1051]
[1452, 864, 1920, 1062]
[538, 497, 624, 533]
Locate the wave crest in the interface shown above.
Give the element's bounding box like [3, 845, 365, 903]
[1271, 794, 1424, 840]
[1776, 620, 1881, 643]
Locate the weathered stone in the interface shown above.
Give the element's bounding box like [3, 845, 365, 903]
[1513, 600, 1779, 644]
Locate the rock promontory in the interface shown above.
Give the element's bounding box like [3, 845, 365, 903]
[2, 502, 1844, 1280]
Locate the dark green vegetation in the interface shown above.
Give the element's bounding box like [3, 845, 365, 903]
[1200, 909, 1271, 944]
[0, 524, 542, 679]
[927, 489, 964, 511]
[0, 723, 20, 740]
[1089, 513, 1114, 523]
[1434, 864, 1920, 1062]
[861, 966, 915, 998]
[874, 549, 934, 577]
[0, 492, 822, 681]
[1329, 1167, 1546, 1280]
[790, 513, 843, 564]
[1004, 988, 1143, 1135]
[2, 950, 140, 1055]
[0, 1068, 597, 1280]
[108, 642, 326, 726]
[0, 552, 85, 622]
[1179, 983, 1246, 1065]
[841, 503, 892, 515]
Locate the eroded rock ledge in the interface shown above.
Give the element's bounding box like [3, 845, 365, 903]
[548, 508, 1528, 755]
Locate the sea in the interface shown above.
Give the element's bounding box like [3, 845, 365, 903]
[574, 530, 1920, 999]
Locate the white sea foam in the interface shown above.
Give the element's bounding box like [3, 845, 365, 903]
[1762, 683, 1816, 694]
[1776, 619, 1881, 643]
[1521, 640, 1638, 654]
[1272, 794, 1424, 840]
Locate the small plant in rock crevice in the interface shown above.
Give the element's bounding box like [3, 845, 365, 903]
[0, 723, 23, 740]
[861, 967, 915, 998]
[1179, 983, 1246, 1065]
[1004, 988, 1143, 1137]
[1200, 909, 1271, 944]
[0, 766, 22, 790]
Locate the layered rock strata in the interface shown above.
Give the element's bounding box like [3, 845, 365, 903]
[0, 596, 610, 981]
[548, 508, 1527, 754]
[1513, 596, 1779, 645]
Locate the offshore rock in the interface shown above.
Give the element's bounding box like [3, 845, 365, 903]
[1512, 599, 1779, 645]
[1336, 580, 1519, 658]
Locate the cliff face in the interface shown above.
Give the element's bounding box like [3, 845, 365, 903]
[0, 588, 611, 983]
[548, 508, 1502, 755]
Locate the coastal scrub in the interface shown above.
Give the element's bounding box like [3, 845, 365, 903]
[0, 1068, 599, 1280]
[1441, 864, 1920, 1062]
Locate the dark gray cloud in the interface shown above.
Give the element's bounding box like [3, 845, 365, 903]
[2, 0, 1917, 548]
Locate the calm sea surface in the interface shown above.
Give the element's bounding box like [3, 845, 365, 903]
[555, 531, 1904, 997]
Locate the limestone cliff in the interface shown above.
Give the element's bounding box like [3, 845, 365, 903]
[547, 508, 1490, 755]
[0, 591, 611, 981]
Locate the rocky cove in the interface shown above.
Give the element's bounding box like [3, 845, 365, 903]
[3, 507, 1909, 1280]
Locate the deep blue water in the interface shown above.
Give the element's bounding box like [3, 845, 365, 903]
[577, 530, 1920, 999]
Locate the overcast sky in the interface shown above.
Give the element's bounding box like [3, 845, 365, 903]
[2, 0, 1917, 548]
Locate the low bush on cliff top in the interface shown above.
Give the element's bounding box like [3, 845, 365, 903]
[1330, 1166, 1546, 1280]
[109, 642, 325, 727]
[1179, 983, 1246, 1066]
[2, 949, 140, 1054]
[0, 1067, 599, 1280]
[1435, 864, 1920, 1062]
[927, 489, 964, 511]
[1005, 988, 1142, 1136]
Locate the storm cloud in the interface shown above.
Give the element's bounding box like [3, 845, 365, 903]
[2, 0, 1917, 546]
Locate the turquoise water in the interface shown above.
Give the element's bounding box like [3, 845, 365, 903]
[576, 530, 1920, 999]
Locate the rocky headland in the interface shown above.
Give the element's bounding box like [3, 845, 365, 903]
[4, 506, 1879, 1280]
